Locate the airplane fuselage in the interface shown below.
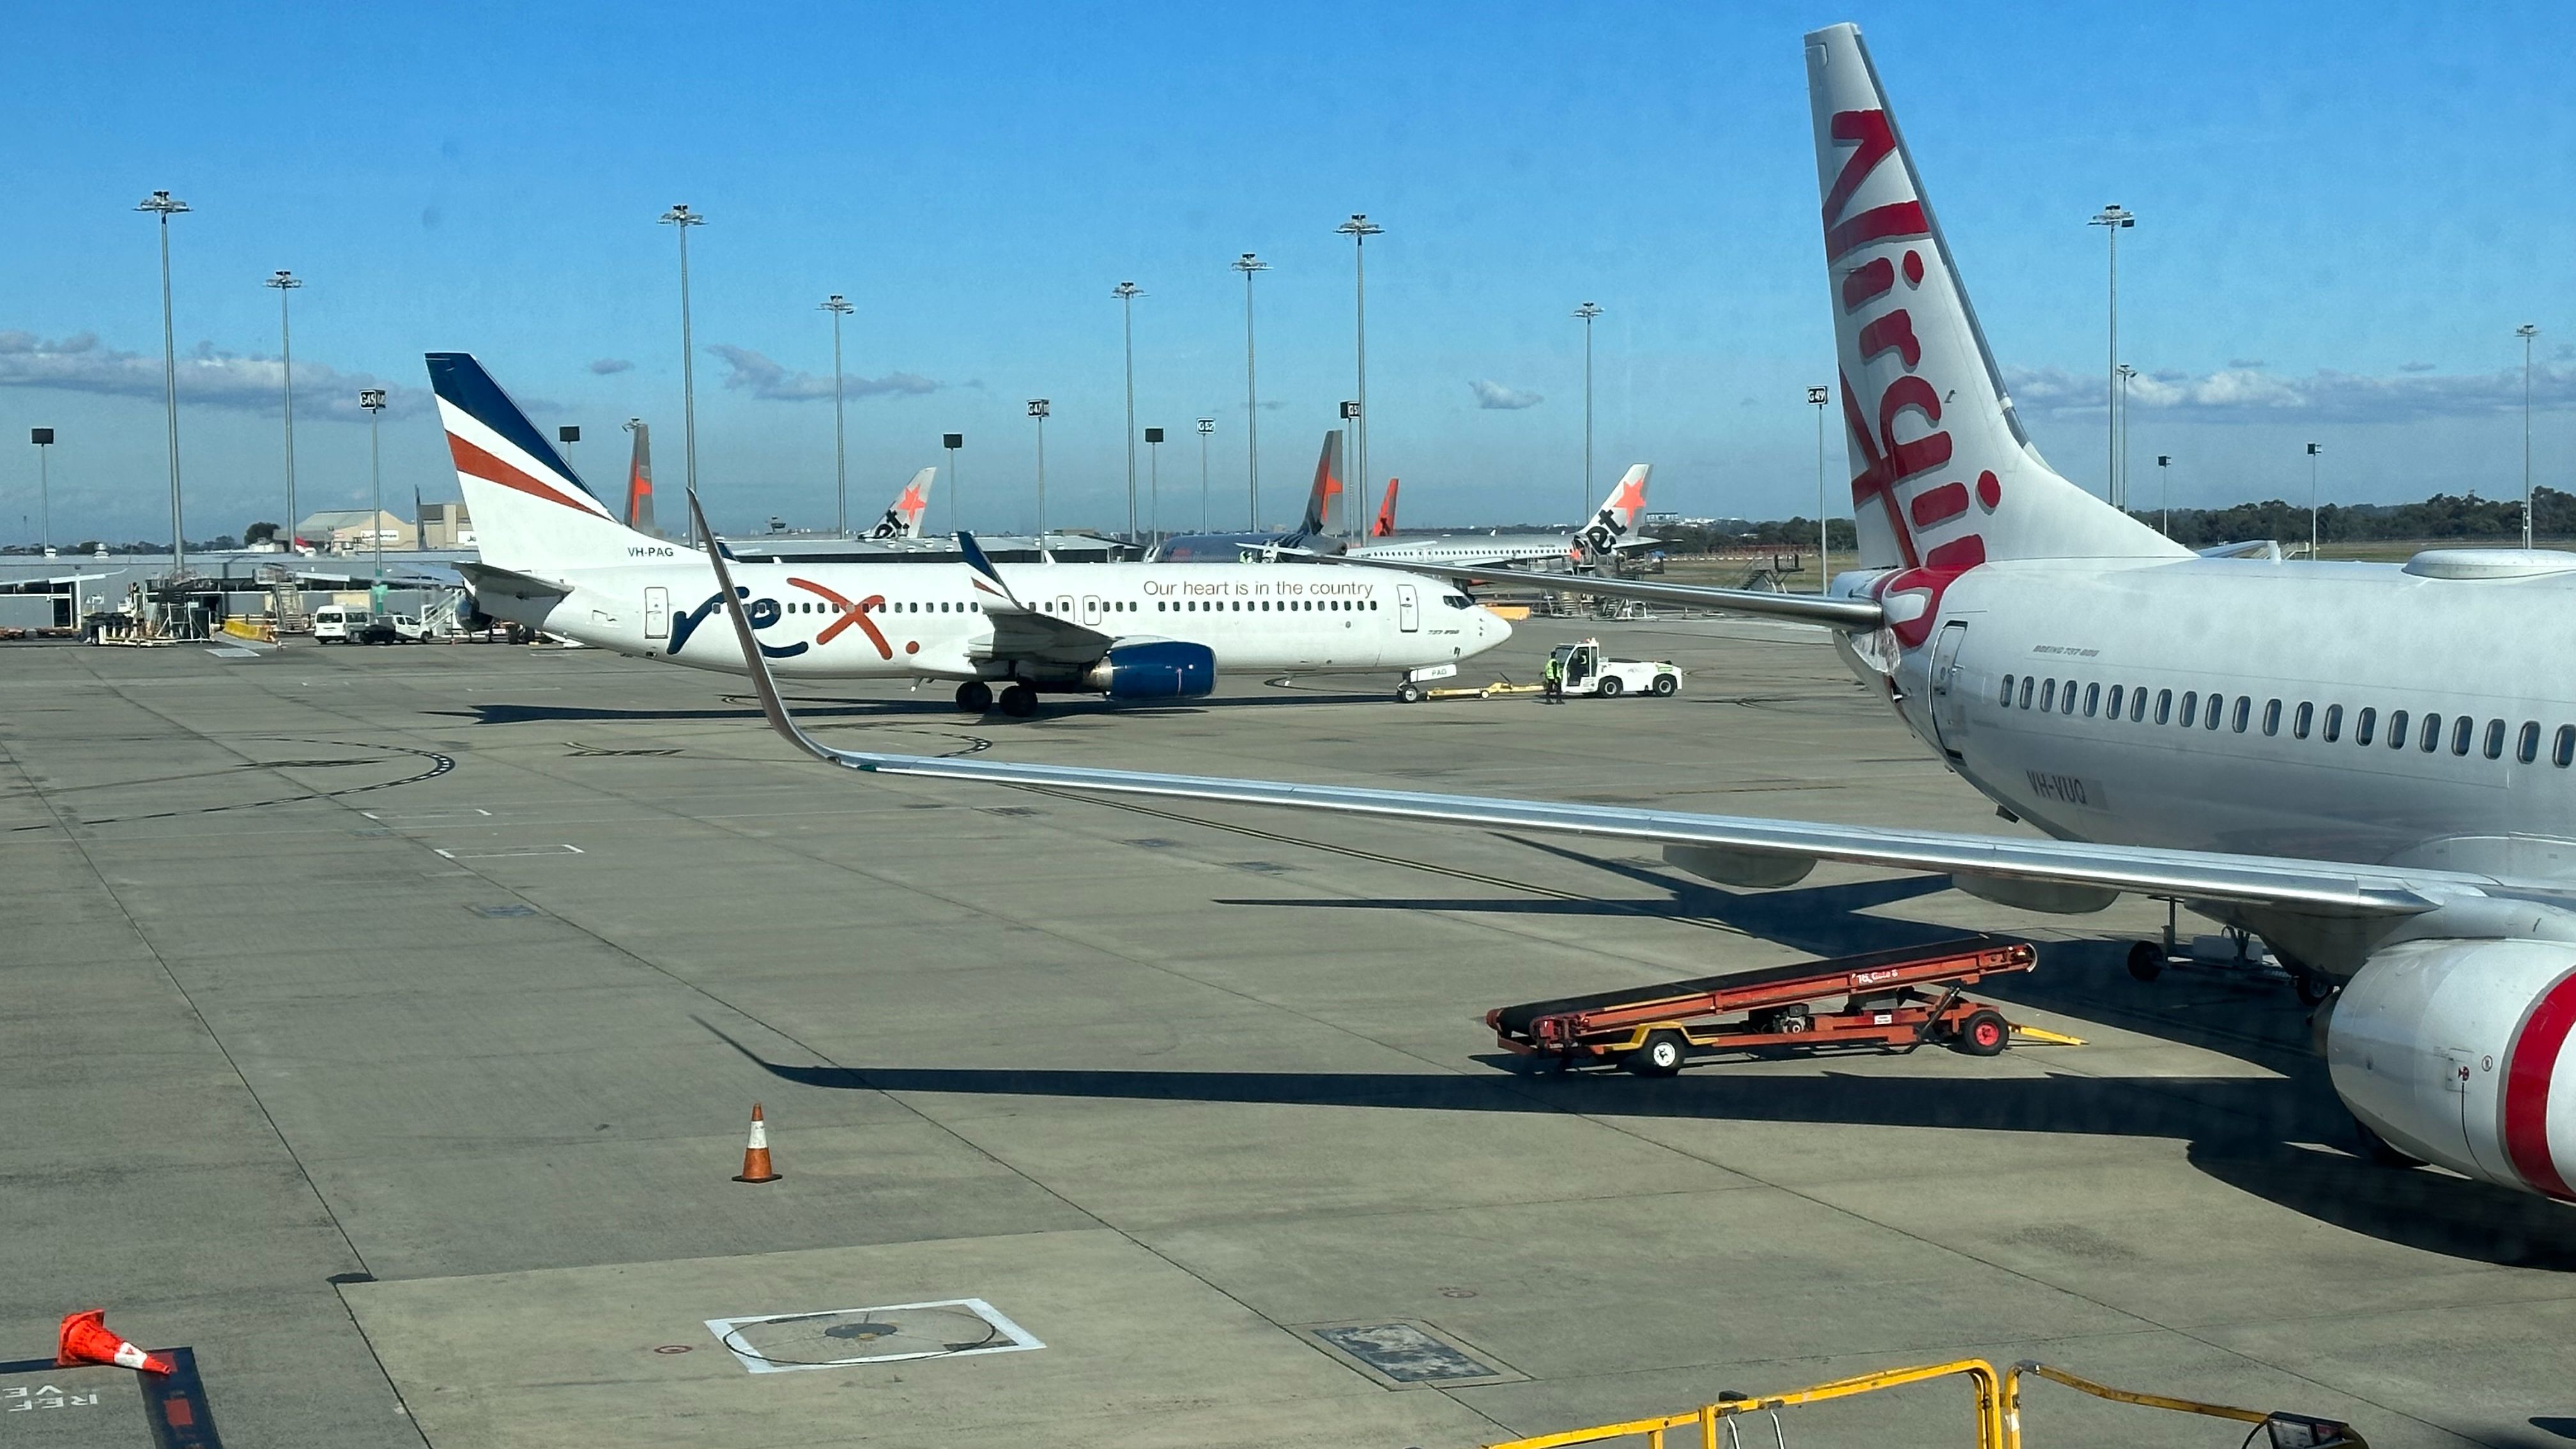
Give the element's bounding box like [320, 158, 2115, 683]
[1870, 555, 2576, 884]
[477, 555, 1507, 683]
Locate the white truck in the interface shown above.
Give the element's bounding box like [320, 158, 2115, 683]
[1549, 639, 1680, 698]
[311, 605, 371, 643]
[357, 613, 438, 644]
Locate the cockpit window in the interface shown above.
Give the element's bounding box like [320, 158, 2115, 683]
[1441, 594, 1474, 609]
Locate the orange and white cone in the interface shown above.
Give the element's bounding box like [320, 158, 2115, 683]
[56, 1309, 174, 1375]
[732, 1103, 781, 1183]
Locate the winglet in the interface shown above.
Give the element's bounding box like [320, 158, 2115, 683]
[685, 486, 841, 766]
[955, 530, 1029, 611]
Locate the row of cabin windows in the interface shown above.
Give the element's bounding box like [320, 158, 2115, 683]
[1157, 599, 1379, 613]
[1998, 673, 2576, 769]
[786, 599, 983, 615]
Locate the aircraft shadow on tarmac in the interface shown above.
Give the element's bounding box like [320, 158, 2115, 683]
[450, 689, 1388, 727]
[709, 845, 2576, 1271]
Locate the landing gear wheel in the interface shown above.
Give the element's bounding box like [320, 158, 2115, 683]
[1954, 1009, 2009, 1057]
[1651, 674, 1678, 696]
[955, 680, 993, 714]
[1597, 676, 1623, 698]
[2290, 969, 2336, 1006]
[998, 684, 1038, 718]
[2126, 940, 2165, 981]
[1625, 1030, 1687, 1077]
[1395, 682, 1424, 704]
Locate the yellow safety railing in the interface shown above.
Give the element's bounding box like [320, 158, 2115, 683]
[2005, 1360, 2366, 1447]
[1484, 1357, 2366, 1449]
[1486, 1358, 2006, 1449]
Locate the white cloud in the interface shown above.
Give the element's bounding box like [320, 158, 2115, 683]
[589, 357, 634, 375]
[2004, 361, 2576, 424]
[706, 344, 938, 401]
[1471, 378, 1543, 410]
[0, 330, 424, 418]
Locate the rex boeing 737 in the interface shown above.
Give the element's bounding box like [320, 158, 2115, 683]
[683, 24, 2576, 1205]
[427, 353, 1511, 716]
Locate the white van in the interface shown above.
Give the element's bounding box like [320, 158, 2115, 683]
[312, 606, 371, 643]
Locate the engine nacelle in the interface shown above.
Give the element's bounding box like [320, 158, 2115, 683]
[1083, 640, 1216, 700]
[2326, 939, 2576, 1201]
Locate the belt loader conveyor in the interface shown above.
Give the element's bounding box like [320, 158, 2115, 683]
[1487, 936, 2054, 1076]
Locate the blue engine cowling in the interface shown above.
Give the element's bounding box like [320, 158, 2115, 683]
[1084, 640, 1216, 700]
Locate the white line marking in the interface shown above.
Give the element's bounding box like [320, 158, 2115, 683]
[434, 843, 585, 859]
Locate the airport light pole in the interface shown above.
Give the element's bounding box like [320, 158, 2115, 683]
[2306, 441, 2322, 560]
[1232, 253, 1267, 528]
[658, 203, 705, 547]
[1336, 215, 1383, 542]
[2156, 454, 2172, 537]
[2115, 364, 2137, 513]
[2520, 323, 2539, 548]
[139, 190, 190, 574]
[1027, 399, 1051, 544]
[558, 425, 580, 478]
[1113, 281, 1143, 541]
[822, 295, 854, 536]
[265, 270, 303, 549]
[943, 433, 963, 537]
[1144, 426, 1164, 546]
[1575, 302, 1603, 523]
[1808, 385, 1831, 591]
[1196, 417, 1215, 532]
[361, 389, 388, 590]
[30, 429, 53, 558]
[2089, 203, 2134, 505]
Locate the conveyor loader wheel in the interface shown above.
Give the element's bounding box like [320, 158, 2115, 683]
[1627, 1030, 1686, 1077]
[1956, 1009, 2009, 1057]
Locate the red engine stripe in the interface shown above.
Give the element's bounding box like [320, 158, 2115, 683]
[2503, 967, 2576, 1201]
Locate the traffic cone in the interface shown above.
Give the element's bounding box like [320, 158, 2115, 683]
[56, 1309, 173, 1375]
[732, 1103, 781, 1183]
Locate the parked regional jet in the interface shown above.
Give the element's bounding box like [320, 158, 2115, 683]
[1372, 479, 1399, 539]
[429, 353, 1509, 715]
[1347, 464, 1653, 570]
[688, 24, 2576, 1204]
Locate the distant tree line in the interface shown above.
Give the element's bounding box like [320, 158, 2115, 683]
[1650, 488, 2572, 556]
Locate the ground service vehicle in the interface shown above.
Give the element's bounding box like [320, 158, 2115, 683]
[1487, 937, 2043, 1075]
[358, 613, 436, 644]
[312, 606, 370, 643]
[1551, 639, 1679, 698]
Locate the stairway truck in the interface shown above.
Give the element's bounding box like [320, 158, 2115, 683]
[1487, 937, 2039, 1075]
[1549, 639, 1679, 698]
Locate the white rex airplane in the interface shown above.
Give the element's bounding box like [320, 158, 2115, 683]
[427, 353, 1512, 716]
[670, 24, 2576, 1204]
[1346, 464, 1654, 570]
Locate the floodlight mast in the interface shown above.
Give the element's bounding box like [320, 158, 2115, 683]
[659, 204, 707, 546]
[266, 270, 303, 550]
[1232, 253, 1268, 528]
[2089, 203, 2135, 505]
[822, 295, 855, 535]
[138, 190, 191, 573]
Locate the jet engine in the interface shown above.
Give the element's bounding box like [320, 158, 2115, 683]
[2326, 938, 2576, 1200]
[1082, 641, 1216, 700]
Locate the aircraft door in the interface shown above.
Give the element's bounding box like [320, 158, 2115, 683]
[1397, 583, 1420, 632]
[1082, 594, 1103, 626]
[1927, 620, 1970, 758]
[644, 586, 670, 640]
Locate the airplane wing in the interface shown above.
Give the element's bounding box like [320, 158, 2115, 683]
[1316, 551, 1886, 630]
[686, 492, 2475, 923]
[455, 560, 572, 602]
[954, 529, 1111, 660]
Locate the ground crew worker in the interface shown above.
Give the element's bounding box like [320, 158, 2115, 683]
[1544, 650, 1563, 702]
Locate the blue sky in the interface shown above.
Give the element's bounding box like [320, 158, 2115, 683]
[3, 1, 2572, 543]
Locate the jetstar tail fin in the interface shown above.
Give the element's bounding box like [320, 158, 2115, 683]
[1805, 24, 2182, 571]
[1373, 478, 1399, 537]
[1574, 464, 1652, 558]
[868, 467, 938, 539]
[622, 420, 659, 537]
[1298, 431, 1344, 537]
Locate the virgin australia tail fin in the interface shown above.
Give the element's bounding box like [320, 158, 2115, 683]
[1372, 477, 1399, 537]
[622, 420, 659, 536]
[427, 353, 656, 574]
[1806, 24, 2183, 571]
[1298, 431, 1345, 537]
[868, 467, 938, 539]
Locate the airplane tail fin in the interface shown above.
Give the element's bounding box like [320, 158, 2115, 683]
[426, 353, 649, 574]
[623, 420, 659, 537]
[1574, 464, 1652, 558]
[1298, 431, 1345, 537]
[1805, 24, 2183, 572]
[1373, 478, 1399, 537]
[868, 467, 938, 540]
